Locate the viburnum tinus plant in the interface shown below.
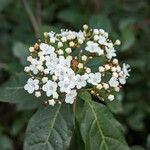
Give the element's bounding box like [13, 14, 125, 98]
[23, 25, 130, 150]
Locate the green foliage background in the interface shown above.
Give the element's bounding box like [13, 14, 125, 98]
[0, 0, 149, 149]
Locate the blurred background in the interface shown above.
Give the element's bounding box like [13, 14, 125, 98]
[0, 0, 149, 149]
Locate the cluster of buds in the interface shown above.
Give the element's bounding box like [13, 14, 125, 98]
[24, 24, 130, 106]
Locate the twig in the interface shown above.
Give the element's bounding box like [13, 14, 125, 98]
[36, 0, 42, 27]
[94, 0, 103, 13]
[21, 0, 40, 38]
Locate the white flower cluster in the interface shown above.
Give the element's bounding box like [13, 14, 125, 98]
[24, 24, 130, 106]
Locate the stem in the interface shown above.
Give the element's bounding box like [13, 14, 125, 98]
[36, 0, 42, 27]
[21, 0, 40, 38]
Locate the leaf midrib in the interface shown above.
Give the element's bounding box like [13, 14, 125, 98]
[42, 104, 62, 150]
[87, 101, 108, 150]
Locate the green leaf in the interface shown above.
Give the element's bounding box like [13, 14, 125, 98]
[69, 121, 85, 150]
[131, 145, 145, 150]
[0, 134, 13, 150]
[0, 0, 12, 12]
[57, 9, 86, 26]
[89, 15, 112, 32]
[0, 73, 41, 106]
[11, 118, 26, 136]
[78, 91, 129, 150]
[24, 104, 75, 150]
[127, 111, 145, 131]
[12, 42, 29, 66]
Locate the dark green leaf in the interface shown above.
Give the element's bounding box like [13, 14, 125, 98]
[127, 111, 145, 131]
[89, 15, 112, 32]
[57, 9, 86, 26]
[0, 73, 42, 105]
[131, 145, 145, 150]
[0, 134, 13, 150]
[24, 104, 75, 150]
[0, 0, 12, 12]
[78, 92, 129, 150]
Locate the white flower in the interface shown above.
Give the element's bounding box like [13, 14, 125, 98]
[98, 35, 107, 45]
[122, 63, 130, 77]
[93, 35, 99, 41]
[39, 54, 45, 62]
[48, 99, 56, 106]
[104, 32, 108, 38]
[109, 77, 119, 87]
[35, 91, 41, 97]
[57, 49, 64, 55]
[85, 67, 91, 73]
[119, 64, 130, 85]
[78, 63, 83, 69]
[40, 43, 55, 55]
[58, 69, 76, 93]
[42, 80, 57, 97]
[42, 77, 48, 83]
[112, 58, 118, 64]
[52, 75, 58, 81]
[45, 53, 58, 74]
[83, 24, 88, 30]
[24, 78, 39, 94]
[105, 64, 111, 70]
[81, 55, 87, 61]
[99, 29, 105, 34]
[48, 31, 58, 42]
[112, 72, 118, 78]
[99, 66, 105, 72]
[65, 90, 77, 104]
[93, 29, 99, 34]
[58, 79, 75, 93]
[103, 83, 109, 89]
[27, 56, 33, 62]
[29, 47, 34, 52]
[61, 36, 67, 42]
[69, 41, 75, 47]
[48, 31, 55, 38]
[57, 42, 63, 48]
[29, 59, 42, 74]
[24, 66, 30, 72]
[65, 47, 72, 54]
[53, 92, 59, 99]
[60, 30, 76, 40]
[43, 69, 49, 74]
[111, 67, 117, 72]
[74, 74, 87, 89]
[85, 41, 102, 54]
[58, 56, 71, 68]
[115, 40, 121, 45]
[24, 25, 130, 104]
[50, 37, 56, 43]
[96, 84, 102, 90]
[105, 45, 116, 59]
[76, 31, 85, 41]
[87, 72, 101, 85]
[108, 94, 114, 101]
[54, 66, 68, 80]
